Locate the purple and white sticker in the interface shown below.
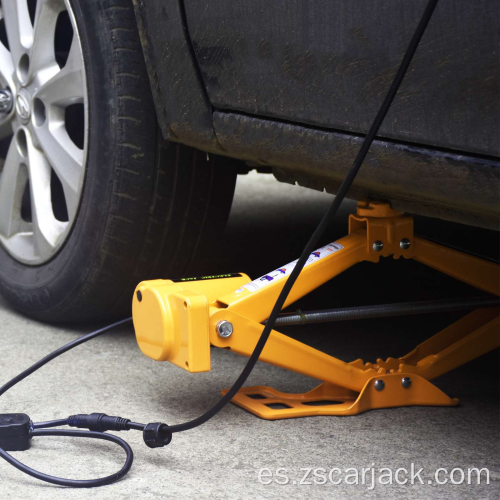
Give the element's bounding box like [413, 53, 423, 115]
[236, 242, 344, 293]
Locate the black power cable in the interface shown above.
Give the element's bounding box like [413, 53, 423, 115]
[0, 429, 134, 488]
[0, 0, 439, 487]
[0, 319, 135, 488]
[0, 318, 132, 398]
[169, 0, 440, 434]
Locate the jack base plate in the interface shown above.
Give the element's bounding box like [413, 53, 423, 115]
[222, 373, 459, 420]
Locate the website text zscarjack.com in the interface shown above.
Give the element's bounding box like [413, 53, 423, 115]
[257, 465, 490, 489]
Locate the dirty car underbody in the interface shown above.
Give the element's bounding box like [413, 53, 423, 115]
[132, 0, 500, 230]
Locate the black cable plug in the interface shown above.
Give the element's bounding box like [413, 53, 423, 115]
[143, 423, 172, 448]
[68, 413, 131, 432]
[0, 414, 32, 451]
[67, 413, 172, 448]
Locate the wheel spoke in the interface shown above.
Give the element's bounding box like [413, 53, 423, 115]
[33, 120, 84, 220]
[0, 40, 15, 139]
[0, 8, 17, 141]
[0, 136, 27, 238]
[0, 37, 15, 88]
[32, 36, 85, 221]
[2, 0, 33, 75]
[25, 130, 66, 259]
[28, 0, 65, 80]
[33, 37, 85, 106]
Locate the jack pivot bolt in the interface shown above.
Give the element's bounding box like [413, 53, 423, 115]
[217, 320, 234, 338]
[372, 241, 384, 252]
[400, 238, 411, 250]
[401, 377, 412, 389]
[374, 379, 385, 391]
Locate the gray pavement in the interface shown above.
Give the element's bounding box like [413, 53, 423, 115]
[0, 171, 498, 499]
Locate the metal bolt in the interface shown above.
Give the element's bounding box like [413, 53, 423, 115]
[136, 290, 142, 302]
[216, 320, 234, 338]
[372, 240, 384, 252]
[400, 238, 411, 250]
[374, 379, 385, 391]
[0, 89, 13, 113]
[401, 377, 412, 389]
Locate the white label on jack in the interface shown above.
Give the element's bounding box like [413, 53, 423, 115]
[236, 242, 344, 293]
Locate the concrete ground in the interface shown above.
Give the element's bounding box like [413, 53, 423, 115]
[0, 171, 498, 499]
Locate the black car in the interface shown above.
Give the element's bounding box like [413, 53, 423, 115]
[0, 0, 498, 322]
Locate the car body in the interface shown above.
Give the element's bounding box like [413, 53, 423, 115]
[133, 0, 499, 230]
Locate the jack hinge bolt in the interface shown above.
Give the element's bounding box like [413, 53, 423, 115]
[217, 320, 234, 338]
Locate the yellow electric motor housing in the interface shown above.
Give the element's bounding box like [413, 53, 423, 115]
[132, 274, 250, 372]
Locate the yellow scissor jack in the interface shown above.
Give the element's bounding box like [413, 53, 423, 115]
[132, 201, 500, 420]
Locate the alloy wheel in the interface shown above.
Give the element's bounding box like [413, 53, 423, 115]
[0, 0, 87, 264]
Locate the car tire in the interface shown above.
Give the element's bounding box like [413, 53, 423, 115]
[0, 0, 236, 323]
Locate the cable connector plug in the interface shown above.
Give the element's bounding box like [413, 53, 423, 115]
[143, 423, 172, 448]
[68, 413, 131, 432]
[0, 414, 32, 451]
